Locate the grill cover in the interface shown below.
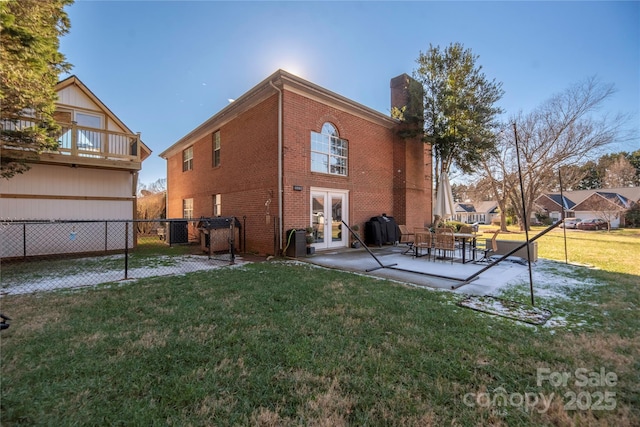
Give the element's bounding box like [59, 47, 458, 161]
[197, 217, 241, 230]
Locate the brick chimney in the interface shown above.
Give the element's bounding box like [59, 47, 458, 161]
[390, 74, 431, 230]
[390, 73, 424, 124]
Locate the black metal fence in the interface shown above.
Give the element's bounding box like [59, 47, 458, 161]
[0, 218, 240, 296]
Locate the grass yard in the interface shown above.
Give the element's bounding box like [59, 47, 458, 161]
[484, 226, 640, 276]
[1, 230, 639, 426]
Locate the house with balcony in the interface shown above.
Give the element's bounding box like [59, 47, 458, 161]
[160, 69, 431, 255]
[0, 75, 151, 257]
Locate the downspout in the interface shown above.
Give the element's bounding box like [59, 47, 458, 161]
[269, 80, 284, 253]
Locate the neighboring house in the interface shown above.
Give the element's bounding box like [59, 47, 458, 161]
[160, 69, 431, 255]
[453, 201, 499, 225]
[534, 194, 576, 223]
[535, 188, 640, 228]
[0, 75, 151, 257]
[573, 191, 635, 228]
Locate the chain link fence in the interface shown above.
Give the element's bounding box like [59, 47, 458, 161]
[0, 218, 241, 296]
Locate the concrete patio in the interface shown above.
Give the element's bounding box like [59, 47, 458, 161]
[300, 244, 531, 296]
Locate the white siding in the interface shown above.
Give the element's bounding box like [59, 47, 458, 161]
[57, 85, 100, 112]
[0, 164, 134, 220]
[0, 199, 132, 221]
[0, 164, 132, 198]
[57, 85, 128, 134]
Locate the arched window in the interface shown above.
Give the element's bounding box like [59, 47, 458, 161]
[310, 122, 348, 176]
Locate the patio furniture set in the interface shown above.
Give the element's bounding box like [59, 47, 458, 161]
[398, 225, 500, 264]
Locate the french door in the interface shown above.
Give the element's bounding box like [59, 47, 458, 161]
[310, 188, 348, 250]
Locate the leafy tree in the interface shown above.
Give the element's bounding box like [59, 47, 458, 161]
[573, 151, 640, 190]
[622, 149, 640, 186]
[625, 203, 640, 228]
[0, 0, 73, 179]
[412, 43, 504, 189]
[575, 160, 603, 190]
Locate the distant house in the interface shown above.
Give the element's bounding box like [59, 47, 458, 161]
[535, 188, 640, 228]
[160, 69, 431, 255]
[534, 194, 576, 223]
[0, 75, 151, 257]
[453, 201, 499, 225]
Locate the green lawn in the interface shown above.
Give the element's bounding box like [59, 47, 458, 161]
[1, 231, 638, 426]
[484, 225, 640, 275]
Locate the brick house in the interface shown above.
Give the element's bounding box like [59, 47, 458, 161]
[535, 188, 640, 228]
[159, 70, 431, 255]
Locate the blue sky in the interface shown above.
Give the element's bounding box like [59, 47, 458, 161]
[59, 1, 640, 185]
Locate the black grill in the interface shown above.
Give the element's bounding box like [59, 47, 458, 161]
[196, 217, 241, 230]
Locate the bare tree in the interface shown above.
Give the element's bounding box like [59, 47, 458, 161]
[604, 155, 636, 188]
[136, 178, 167, 234]
[481, 77, 626, 231]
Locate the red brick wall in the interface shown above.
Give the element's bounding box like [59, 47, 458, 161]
[167, 85, 431, 255]
[281, 90, 401, 237]
[167, 95, 280, 254]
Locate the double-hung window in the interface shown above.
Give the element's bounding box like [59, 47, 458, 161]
[310, 123, 348, 176]
[212, 131, 221, 167]
[183, 146, 193, 172]
[183, 198, 193, 219]
[212, 194, 221, 216]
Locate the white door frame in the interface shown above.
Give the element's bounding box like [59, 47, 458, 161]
[310, 187, 349, 250]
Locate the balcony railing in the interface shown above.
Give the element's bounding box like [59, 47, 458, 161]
[1, 117, 141, 163]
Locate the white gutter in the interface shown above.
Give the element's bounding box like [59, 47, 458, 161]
[269, 80, 283, 252]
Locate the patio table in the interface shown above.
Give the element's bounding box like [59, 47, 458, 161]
[453, 232, 480, 264]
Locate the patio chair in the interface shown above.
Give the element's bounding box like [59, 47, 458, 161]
[433, 229, 456, 263]
[459, 224, 473, 234]
[413, 228, 432, 259]
[436, 226, 455, 234]
[475, 230, 500, 263]
[456, 224, 475, 258]
[398, 224, 415, 255]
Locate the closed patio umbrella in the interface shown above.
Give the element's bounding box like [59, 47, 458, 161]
[434, 173, 455, 224]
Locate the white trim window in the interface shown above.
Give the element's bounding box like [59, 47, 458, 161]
[311, 123, 348, 176]
[183, 198, 193, 219]
[213, 194, 221, 216]
[75, 111, 103, 152]
[183, 146, 193, 172]
[212, 131, 221, 167]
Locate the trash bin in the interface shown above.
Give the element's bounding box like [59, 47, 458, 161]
[168, 220, 188, 245]
[285, 229, 306, 258]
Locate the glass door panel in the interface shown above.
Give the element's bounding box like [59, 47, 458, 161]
[311, 193, 326, 246]
[310, 189, 348, 250]
[330, 195, 343, 244]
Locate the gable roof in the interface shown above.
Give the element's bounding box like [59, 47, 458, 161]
[456, 203, 475, 213]
[573, 191, 634, 211]
[56, 75, 152, 161]
[538, 188, 639, 213]
[535, 193, 576, 211]
[159, 69, 399, 159]
[475, 201, 499, 213]
[546, 187, 640, 205]
[454, 201, 498, 214]
[549, 194, 575, 210]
